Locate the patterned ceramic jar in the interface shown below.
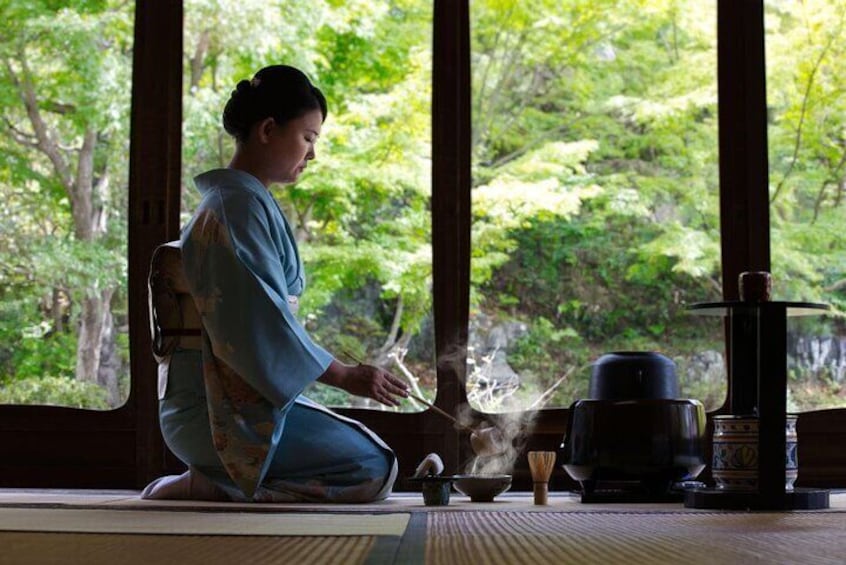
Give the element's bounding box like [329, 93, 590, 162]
[711, 415, 798, 491]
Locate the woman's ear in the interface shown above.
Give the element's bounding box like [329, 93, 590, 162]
[255, 117, 276, 143]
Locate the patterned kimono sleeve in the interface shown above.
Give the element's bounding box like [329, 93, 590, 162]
[181, 189, 333, 409]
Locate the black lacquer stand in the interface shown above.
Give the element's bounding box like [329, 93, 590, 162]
[683, 301, 831, 510]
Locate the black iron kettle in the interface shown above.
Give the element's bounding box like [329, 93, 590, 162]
[558, 352, 706, 495]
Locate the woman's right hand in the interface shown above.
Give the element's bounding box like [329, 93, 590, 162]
[318, 360, 409, 407]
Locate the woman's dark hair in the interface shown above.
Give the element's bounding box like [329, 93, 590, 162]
[222, 65, 328, 142]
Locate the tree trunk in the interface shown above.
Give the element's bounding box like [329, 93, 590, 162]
[75, 289, 114, 384]
[72, 130, 120, 405]
[51, 287, 65, 333]
[97, 302, 122, 407]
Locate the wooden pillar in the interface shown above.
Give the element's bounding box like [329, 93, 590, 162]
[717, 0, 770, 299]
[432, 0, 471, 473]
[127, 0, 184, 486]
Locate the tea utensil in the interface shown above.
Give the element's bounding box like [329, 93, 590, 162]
[528, 451, 557, 505]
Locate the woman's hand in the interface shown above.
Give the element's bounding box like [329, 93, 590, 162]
[318, 360, 409, 407]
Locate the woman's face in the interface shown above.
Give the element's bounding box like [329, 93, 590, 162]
[262, 108, 323, 185]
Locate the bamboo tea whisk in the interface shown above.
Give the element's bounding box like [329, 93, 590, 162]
[528, 451, 556, 505]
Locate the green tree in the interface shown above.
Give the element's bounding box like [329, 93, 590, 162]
[0, 0, 132, 405]
[766, 0, 846, 312]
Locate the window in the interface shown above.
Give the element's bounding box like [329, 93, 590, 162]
[0, 0, 134, 410]
[468, 0, 726, 413]
[765, 0, 846, 412]
[181, 0, 436, 411]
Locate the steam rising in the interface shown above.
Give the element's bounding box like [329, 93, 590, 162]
[437, 345, 583, 476]
[459, 403, 538, 475]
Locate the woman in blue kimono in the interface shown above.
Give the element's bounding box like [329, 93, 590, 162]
[142, 65, 408, 503]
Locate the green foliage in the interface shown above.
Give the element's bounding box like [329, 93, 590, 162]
[0, 298, 76, 381]
[0, 0, 133, 406]
[765, 0, 846, 317]
[0, 376, 109, 409]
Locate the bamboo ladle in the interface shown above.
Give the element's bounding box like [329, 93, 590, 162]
[408, 392, 508, 457]
[407, 391, 507, 457]
[343, 351, 508, 457]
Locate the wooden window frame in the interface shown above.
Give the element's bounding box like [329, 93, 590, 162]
[0, 0, 843, 491]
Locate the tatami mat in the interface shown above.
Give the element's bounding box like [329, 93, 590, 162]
[0, 532, 375, 565]
[426, 510, 846, 565]
[0, 507, 409, 536]
[0, 490, 139, 506]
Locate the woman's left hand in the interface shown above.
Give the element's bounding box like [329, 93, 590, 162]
[319, 360, 409, 407]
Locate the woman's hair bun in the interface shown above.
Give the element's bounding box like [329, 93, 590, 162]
[234, 80, 252, 95]
[222, 65, 327, 143]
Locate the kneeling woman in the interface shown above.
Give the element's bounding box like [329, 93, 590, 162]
[143, 65, 408, 503]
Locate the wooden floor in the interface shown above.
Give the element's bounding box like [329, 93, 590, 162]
[1, 490, 845, 564]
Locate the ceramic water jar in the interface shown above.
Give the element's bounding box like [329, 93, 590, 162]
[711, 414, 798, 491]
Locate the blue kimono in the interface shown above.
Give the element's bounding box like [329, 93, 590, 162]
[156, 168, 397, 502]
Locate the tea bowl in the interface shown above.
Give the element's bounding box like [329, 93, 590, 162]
[452, 474, 512, 502]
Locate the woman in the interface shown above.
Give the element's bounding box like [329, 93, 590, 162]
[142, 65, 408, 503]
